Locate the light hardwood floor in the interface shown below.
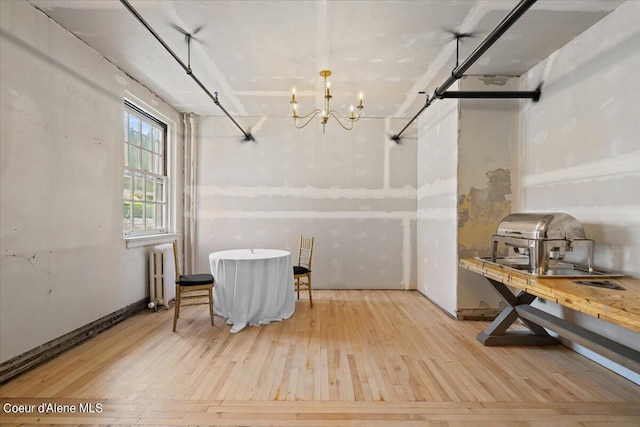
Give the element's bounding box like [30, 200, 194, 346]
[1, 290, 639, 426]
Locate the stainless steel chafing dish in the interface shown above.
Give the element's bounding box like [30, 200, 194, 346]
[491, 212, 595, 275]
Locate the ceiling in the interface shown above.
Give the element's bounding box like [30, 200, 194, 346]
[28, 0, 624, 121]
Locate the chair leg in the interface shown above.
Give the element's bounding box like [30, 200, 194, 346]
[307, 274, 313, 308]
[296, 278, 300, 300]
[208, 287, 214, 326]
[173, 285, 180, 332]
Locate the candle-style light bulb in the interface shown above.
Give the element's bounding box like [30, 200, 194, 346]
[350, 105, 355, 119]
[358, 92, 363, 107]
[291, 87, 296, 103]
[326, 82, 331, 97]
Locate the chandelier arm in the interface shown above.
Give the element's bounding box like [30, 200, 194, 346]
[328, 109, 362, 123]
[328, 111, 354, 130]
[294, 108, 323, 120]
[294, 111, 322, 129]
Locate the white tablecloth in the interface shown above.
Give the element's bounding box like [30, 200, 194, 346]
[209, 249, 295, 333]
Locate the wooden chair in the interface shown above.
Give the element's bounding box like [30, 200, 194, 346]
[293, 236, 314, 307]
[172, 240, 215, 332]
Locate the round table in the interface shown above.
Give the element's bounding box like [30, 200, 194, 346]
[209, 249, 295, 333]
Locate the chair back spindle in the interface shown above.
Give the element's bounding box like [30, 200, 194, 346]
[298, 236, 314, 270]
[172, 240, 181, 282]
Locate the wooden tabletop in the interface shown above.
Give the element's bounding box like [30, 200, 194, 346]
[460, 257, 640, 333]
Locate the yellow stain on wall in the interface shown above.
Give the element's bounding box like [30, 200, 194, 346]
[458, 169, 511, 258]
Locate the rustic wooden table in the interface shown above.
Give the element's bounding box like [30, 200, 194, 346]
[459, 257, 640, 373]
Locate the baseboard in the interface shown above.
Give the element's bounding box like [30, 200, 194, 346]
[0, 298, 147, 384]
[416, 290, 457, 320]
[456, 308, 501, 321]
[415, 291, 501, 321]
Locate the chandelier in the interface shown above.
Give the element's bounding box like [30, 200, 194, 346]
[290, 70, 364, 132]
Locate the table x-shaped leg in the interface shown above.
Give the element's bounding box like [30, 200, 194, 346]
[477, 278, 559, 346]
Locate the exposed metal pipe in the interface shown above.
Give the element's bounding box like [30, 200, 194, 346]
[182, 113, 197, 274]
[119, 0, 253, 141]
[434, 0, 537, 98]
[188, 114, 197, 273]
[391, 0, 538, 142]
[390, 94, 430, 143]
[440, 90, 540, 101]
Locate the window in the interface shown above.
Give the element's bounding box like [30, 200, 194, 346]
[123, 101, 168, 237]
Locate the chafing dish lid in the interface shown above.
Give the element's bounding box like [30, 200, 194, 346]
[495, 212, 587, 240]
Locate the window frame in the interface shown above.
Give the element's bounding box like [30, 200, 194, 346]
[123, 99, 174, 242]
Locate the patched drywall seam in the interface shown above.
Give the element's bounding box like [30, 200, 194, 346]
[477, 75, 510, 86]
[458, 168, 511, 258]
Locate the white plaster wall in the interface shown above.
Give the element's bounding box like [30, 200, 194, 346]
[456, 76, 520, 312]
[521, 0, 639, 277]
[194, 116, 416, 289]
[457, 76, 519, 202]
[0, 1, 183, 362]
[416, 84, 459, 315]
[519, 0, 640, 379]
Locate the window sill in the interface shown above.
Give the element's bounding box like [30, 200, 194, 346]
[125, 233, 178, 249]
